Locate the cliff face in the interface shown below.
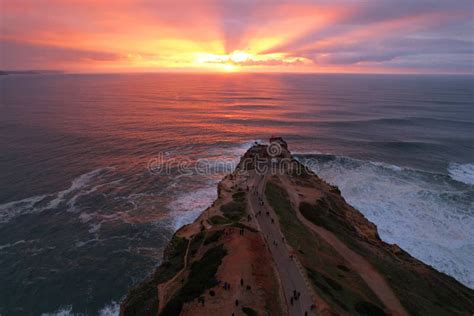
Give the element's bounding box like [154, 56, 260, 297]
[121, 139, 474, 316]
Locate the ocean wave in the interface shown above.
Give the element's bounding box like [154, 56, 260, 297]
[297, 153, 474, 288]
[39, 301, 119, 316]
[448, 162, 474, 185]
[0, 239, 27, 251]
[166, 184, 218, 231]
[0, 168, 112, 224]
[0, 194, 48, 223]
[320, 116, 474, 127]
[98, 301, 120, 316]
[40, 305, 72, 316]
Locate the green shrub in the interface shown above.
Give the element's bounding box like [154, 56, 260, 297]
[242, 306, 258, 316]
[209, 215, 231, 225]
[160, 245, 227, 316]
[221, 201, 245, 221]
[232, 191, 246, 202]
[231, 222, 258, 233]
[203, 230, 224, 245]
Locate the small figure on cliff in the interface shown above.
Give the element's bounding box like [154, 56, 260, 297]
[235, 299, 239, 306]
[240, 278, 244, 286]
[198, 296, 205, 306]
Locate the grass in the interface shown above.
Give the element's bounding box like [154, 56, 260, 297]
[221, 191, 247, 221]
[203, 229, 224, 245]
[300, 198, 474, 315]
[368, 250, 474, 316]
[265, 181, 385, 315]
[299, 193, 474, 315]
[160, 244, 227, 316]
[299, 198, 356, 236]
[306, 268, 387, 315]
[221, 201, 245, 221]
[242, 306, 258, 316]
[265, 181, 319, 258]
[231, 222, 259, 233]
[158, 235, 189, 283]
[208, 215, 232, 225]
[121, 235, 188, 315]
[188, 231, 204, 257]
[232, 191, 246, 202]
[299, 199, 371, 262]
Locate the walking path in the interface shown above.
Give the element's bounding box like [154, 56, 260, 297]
[248, 172, 316, 316]
[157, 238, 192, 314]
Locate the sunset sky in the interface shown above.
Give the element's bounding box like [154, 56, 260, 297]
[1, 0, 473, 73]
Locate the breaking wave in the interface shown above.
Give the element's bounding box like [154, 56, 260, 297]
[0, 168, 113, 224]
[448, 163, 474, 185]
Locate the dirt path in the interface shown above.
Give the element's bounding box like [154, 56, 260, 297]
[279, 176, 408, 316]
[157, 238, 192, 314]
[248, 172, 316, 316]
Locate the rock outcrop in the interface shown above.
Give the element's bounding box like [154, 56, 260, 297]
[121, 139, 474, 316]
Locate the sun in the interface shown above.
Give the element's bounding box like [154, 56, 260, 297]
[194, 51, 253, 72]
[229, 51, 252, 63]
[222, 63, 237, 72]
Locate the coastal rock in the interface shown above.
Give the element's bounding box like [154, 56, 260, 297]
[121, 139, 474, 316]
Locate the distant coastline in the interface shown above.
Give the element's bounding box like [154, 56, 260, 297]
[0, 70, 63, 76]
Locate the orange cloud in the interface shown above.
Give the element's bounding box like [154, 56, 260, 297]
[0, 0, 472, 73]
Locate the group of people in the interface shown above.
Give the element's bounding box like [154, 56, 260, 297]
[290, 289, 302, 306]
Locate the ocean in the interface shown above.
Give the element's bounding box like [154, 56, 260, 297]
[0, 73, 473, 315]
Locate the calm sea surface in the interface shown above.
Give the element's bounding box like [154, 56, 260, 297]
[1, 73, 473, 315]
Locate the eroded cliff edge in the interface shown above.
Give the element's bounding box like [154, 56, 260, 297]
[121, 138, 474, 316]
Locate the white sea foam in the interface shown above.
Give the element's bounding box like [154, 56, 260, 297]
[98, 301, 120, 316]
[40, 305, 72, 316]
[0, 194, 48, 223]
[0, 239, 26, 250]
[0, 168, 111, 223]
[448, 162, 474, 185]
[167, 184, 218, 231]
[307, 154, 474, 288]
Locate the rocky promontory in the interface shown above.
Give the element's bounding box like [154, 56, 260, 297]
[121, 138, 474, 316]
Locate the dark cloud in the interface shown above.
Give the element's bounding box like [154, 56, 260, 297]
[303, 38, 473, 65]
[262, 0, 473, 72]
[344, 0, 473, 25]
[0, 40, 121, 70]
[382, 54, 474, 73]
